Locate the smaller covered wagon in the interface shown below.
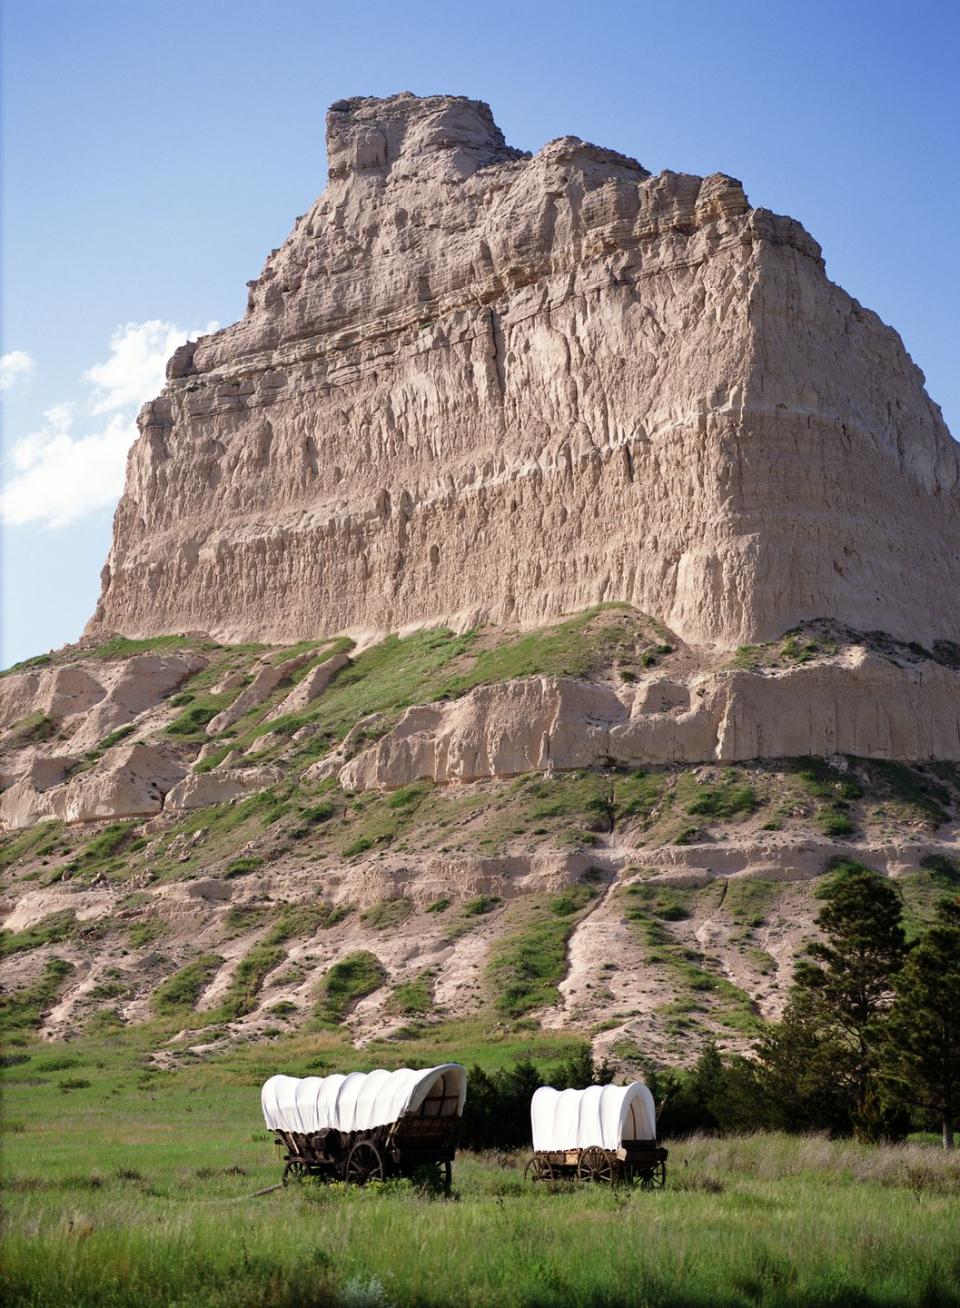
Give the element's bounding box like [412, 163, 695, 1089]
[261, 1064, 467, 1190]
[525, 1082, 667, 1187]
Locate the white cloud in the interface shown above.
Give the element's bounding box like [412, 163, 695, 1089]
[1, 320, 218, 529]
[0, 350, 35, 392]
[0, 404, 134, 528]
[84, 319, 217, 415]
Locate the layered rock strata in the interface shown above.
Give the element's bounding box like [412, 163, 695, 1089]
[88, 92, 959, 650]
[340, 653, 960, 791]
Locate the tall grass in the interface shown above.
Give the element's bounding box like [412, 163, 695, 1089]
[3, 1138, 959, 1307]
[3, 1043, 960, 1306]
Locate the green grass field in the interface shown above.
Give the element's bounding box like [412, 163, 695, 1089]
[3, 1039, 959, 1308]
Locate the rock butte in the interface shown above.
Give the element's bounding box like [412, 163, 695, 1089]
[2, 95, 959, 1065]
[87, 92, 960, 651]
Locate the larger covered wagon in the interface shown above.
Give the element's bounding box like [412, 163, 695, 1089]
[526, 1082, 667, 1187]
[261, 1064, 467, 1190]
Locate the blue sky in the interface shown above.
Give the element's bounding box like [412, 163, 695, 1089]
[2, 0, 958, 668]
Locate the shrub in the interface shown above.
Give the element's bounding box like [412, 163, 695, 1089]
[313, 951, 385, 1027]
[223, 857, 264, 878]
[686, 775, 757, 821]
[166, 705, 221, 736]
[214, 944, 284, 1021]
[462, 895, 500, 917]
[360, 898, 412, 930]
[152, 955, 223, 1017]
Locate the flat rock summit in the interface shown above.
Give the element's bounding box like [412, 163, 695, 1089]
[2, 95, 958, 1066]
[89, 92, 959, 651]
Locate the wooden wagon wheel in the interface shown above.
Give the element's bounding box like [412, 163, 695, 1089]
[523, 1155, 554, 1182]
[639, 1158, 667, 1191]
[577, 1147, 615, 1184]
[345, 1140, 385, 1185]
[282, 1160, 307, 1186]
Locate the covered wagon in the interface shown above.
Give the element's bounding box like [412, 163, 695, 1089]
[525, 1082, 667, 1187]
[261, 1064, 467, 1190]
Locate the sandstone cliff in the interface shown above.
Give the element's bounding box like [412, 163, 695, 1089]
[88, 93, 959, 650]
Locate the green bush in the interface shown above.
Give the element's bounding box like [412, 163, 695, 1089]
[223, 857, 264, 879]
[165, 705, 221, 737]
[152, 956, 223, 1017]
[313, 951, 385, 1027]
[462, 896, 501, 917]
[361, 898, 413, 930]
[214, 945, 284, 1022]
[686, 774, 757, 821]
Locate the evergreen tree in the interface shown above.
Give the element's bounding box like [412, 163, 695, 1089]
[751, 991, 854, 1134]
[880, 897, 960, 1148]
[753, 860, 906, 1136]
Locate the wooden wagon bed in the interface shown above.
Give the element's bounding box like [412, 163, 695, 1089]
[525, 1139, 668, 1187]
[527, 1082, 667, 1187]
[263, 1064, 466, 1190]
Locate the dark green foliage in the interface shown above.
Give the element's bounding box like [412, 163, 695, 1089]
[313, 951, 385, 1027]
[488, 897, 592, 1018]
[792, 758, 863, 801]
[646, 1043, 759, 1138]
[613, 770, 664, 824]
[261, 903, 339, 945]
[920, 853, 960, 886]
[791, 758, 862, 837]
[151, 955, 223, 1017]
[165, 705, 221, 736]
[426, 898, 450, 914]
[864, 760, 952, 827]
[462, 895, 501, 917]
[685, 774, 757, 821]
[460, 1046, 613, 1149]
[880, 897, 960, 1147]
[817, 809, 856, 837]
[755, 860, 907, 1138]
[223, 857, 264, 878]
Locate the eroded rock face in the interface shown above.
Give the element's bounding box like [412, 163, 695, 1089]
[340, 653, 960, 790]
[86, 92, 959, 651]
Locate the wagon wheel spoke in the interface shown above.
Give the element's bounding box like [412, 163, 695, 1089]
[639, 1159, 666, 1191]
[282, 1160, 306, 1187]
[524, 1155, 553, 1182]
[577, 1147, 615, 1184]
[345, 1140, 385, 1186]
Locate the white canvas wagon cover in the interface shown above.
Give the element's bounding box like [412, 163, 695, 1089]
[261, 1064, 467, 1135]
[531, 1082, 657, 1152]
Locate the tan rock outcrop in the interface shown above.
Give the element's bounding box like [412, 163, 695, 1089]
[264, 651, 350, 720]
[164, 766, 282, 812]
[340, 652, 960, 790]
[0, 742, 188, 828]
[86, 92, 958, 652]
[204, 653, 312, 734]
